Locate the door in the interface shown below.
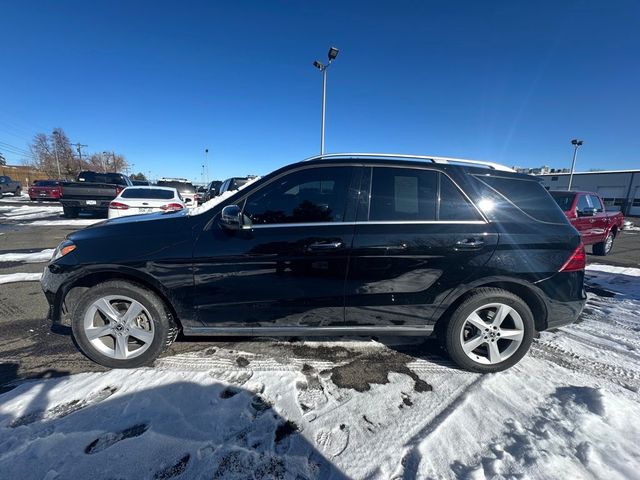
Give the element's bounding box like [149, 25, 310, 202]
[588, 194, 608, 242]
[344, 166, 498, 328]
[573, 194, 595, 243]
[192, 165, 359, 330]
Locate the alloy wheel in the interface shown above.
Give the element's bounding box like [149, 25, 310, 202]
[459, 302, 525, 365]
[83, 295, 155, 360]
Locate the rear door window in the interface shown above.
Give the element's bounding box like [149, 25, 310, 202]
[369, 167, 437, 221]
[438, 175, 482, 220]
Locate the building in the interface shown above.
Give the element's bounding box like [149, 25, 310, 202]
[536, 169, 640, 216]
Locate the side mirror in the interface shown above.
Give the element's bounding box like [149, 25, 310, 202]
[220, 205, 243, 231]
[578, 207, 597, 217]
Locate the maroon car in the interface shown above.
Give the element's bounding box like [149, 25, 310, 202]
[28, 180, 64, 201]
[550, 190, 625, 256]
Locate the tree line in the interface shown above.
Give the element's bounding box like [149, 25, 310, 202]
[27, 128, 130, 180]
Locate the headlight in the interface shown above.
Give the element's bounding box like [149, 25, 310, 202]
[51, 240, 76, 261]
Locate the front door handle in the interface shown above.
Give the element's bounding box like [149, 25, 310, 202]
[306, 241, 344, 251]
[455, 238, 485, 250]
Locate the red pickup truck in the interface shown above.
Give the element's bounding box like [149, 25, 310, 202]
[28, 180, 64, 201]
[550, 190, 624, 256]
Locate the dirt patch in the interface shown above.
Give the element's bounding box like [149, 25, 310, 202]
[329, 351, 432, 393]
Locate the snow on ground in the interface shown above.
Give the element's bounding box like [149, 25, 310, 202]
[20, 218, 105, 227]
[0, 204, 62, 221]
[0, 192, 30, 203]
[0, 272, 43, 285]
[0, 249, 54, 263]
[1, 268, 640, 478]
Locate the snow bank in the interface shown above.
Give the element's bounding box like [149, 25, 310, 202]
[587, 263, 640, 276]
[0, 249, 54, 263]
[189, 176, 261, 216]
[22, 219, 104, 227]
[0, 205, 62, 221]
[0, 272, 42, 284]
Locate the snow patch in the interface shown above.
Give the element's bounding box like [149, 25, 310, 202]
[0, 272, 42, 284]
[0, 249, 54, 263]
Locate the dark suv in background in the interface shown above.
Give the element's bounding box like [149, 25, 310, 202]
[42, 154, 586, 373]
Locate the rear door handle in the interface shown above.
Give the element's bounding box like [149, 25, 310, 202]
[455, 238, 485, 250]
[306, 241, 344, 251]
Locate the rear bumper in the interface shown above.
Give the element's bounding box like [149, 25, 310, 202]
[60, 199, 111, 210]
[537, 270, 587, 329]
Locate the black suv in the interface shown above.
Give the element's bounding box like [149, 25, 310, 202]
[42, 154, 586, 372]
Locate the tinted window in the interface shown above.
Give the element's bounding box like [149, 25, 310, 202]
[34, 180, 60, 187]
[589, 195, 604, 212]
[549, 192, 575, 211]
[121, 188, 175, 200]
[439, 175, 482, 220]
[576, 194, 591, 212]
[230, 178, 249, 190]
[370, 167, 437, 221]
[476, 175, 568, 224]
[244, 167, 352, 224]
[78, 172, 129, 185]
[157, 181, 195, 193]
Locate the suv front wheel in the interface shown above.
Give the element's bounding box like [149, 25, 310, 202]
[444, 288, 535, 373]
[71, 281, 178, 368]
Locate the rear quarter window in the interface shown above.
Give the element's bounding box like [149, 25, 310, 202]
[475, 175, 568, 224]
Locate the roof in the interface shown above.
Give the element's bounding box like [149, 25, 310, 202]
[302, 152, 515, 172]
[537, 169, 640, 176]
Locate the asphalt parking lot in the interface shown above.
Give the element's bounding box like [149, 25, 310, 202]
[0, 201, 639, 387]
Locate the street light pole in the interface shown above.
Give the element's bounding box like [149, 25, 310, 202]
[567, 139, 584, 191]
[313, 47, 339, 155]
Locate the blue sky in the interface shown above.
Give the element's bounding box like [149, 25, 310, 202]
[1, 1, 639, 182]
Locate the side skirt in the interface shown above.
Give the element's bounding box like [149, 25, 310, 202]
[182, 325, 435, 337]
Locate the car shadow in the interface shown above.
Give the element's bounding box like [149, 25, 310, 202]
[0, 377, 349, 479]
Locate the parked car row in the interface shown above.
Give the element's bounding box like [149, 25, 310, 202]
[13, 172, 259, 221]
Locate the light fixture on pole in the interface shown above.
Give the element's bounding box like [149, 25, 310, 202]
[567, 139, 584, 191]
[313, 46, 339, 155]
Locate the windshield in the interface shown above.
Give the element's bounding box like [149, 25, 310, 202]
[549, 192, 575, 211]
[157, 180, 195, 193]
[78, 172, 129, 185]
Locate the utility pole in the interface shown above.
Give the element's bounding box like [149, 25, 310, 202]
[74, 142, 88, 170]
[52, 132, 62, 178]
[204, 148, 209, 184]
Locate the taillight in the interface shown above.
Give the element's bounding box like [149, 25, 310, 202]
[559, 243, 586, 272]
[109, 201, 129, 210]
[160, 203, 184, 212]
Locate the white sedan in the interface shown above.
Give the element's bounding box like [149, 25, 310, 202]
[108, 186, 186, 219]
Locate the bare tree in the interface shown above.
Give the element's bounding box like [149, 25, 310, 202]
[0, 152, 6, 166]
[29, 128, 128, 178]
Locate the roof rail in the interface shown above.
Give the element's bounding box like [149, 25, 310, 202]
[301, 152, 515, 172]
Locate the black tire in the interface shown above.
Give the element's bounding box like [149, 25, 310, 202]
[593, 232, 614, 256]
[443, 288, 535, 373]
[70, 280, 178, 368]
[63, 206, 80, 218]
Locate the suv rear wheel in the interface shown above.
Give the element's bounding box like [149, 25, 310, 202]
[71, 281, 178, 368]
[444, 288, 535, 373]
